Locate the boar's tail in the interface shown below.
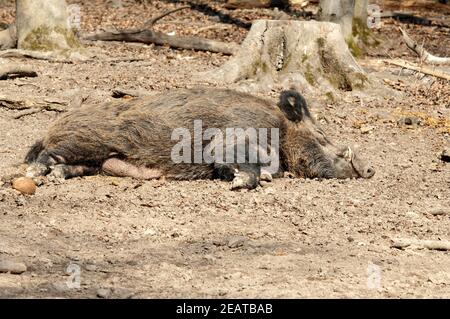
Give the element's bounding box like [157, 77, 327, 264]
[278, 90, 312, 122]
[25, 139, 45, 163]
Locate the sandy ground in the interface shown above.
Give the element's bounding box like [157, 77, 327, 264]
[0, 0, 449, 298]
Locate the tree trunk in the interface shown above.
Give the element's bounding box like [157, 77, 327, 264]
[203, 20, 367, 94]
[15, 0, 81, 52]
[319, 0, 376, 56]
[0, 25, 17, 50]
[319, 0, 354, 39]
[353, 0, 369, 23]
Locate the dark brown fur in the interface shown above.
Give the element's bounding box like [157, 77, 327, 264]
[25, 88, 374, 186]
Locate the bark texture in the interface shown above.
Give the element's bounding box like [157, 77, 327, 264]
[16, 0, 81, 51]
[204, 20, 367, 93]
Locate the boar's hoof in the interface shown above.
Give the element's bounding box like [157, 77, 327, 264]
[231, 171, 259, 190]
[260, 170, 273, 182]
[26, 163, 50, 179]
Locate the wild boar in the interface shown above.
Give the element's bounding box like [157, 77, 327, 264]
[24, 88, 375, 190]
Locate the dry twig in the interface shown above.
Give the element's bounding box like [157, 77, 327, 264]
[392, 238, 450, 251]
[400, 27, 450, 65]
[383, 59, 450, 81]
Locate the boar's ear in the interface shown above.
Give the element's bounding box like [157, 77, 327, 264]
[277, 90, 311, 123]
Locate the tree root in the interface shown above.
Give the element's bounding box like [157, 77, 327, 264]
[202, 20, 367, 93]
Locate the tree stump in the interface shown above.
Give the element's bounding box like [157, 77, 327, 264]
[16, 0, 81, 52]
[203, 20, 368, 93]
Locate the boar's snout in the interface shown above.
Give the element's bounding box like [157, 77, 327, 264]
[338, 147, 375, 179]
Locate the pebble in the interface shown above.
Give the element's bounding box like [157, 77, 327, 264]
[113, 288, 134, 299]
[85, 264, 98, 272]
[0, 260, 27, 274]
[405, 211, 420, 218]
[97, 288, 112, 299]
[52, 282, 71, 293]
[360, 125, 375, 134]
[398, 116, 420, 126]
[441, 149, 449, 162]
[143, 229, 157, 236]
[259, 181, 270, 187]
[227, 236, 247, 248]
[427, 208, 450, 216]
[12, 177, 36, 195]
[15, 196, 27, 207]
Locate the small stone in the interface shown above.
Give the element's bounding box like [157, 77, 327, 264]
[12, 177, 36, 195]
[259, 181, 270, 187]
[113, 288, 134, 299]
[427, 208, 450, 216]
[97, 288, 112, 298]
[107, 0, 123, 8]
[227, 236, 247, 248]
[111, 180, 120, 186]
[0, 260, 27, 274]
[52, 282, 70, 292]
[15, 196, 27, 206]
[360, 125, 375, 134]
[440, 149, 450, 163]
[398, 116, 420, 126]
[405, 211, 419, 218]
[85, 264, 97, 272]
[283, 171, 295, 178]
[143, 229, 156, 236]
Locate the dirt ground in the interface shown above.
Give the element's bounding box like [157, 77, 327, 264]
[0, 0, 449, 298]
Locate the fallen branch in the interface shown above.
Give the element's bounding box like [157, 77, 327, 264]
[224, 0, 272, 9]
[13, 108, 40, 119]
[382, 11, 432, 26]
[400, 27, 450, 65]
[392, 238, 450, 251]
[0, 64, 37, 80]
[82, 6, 238, 55]
[383, 59, 450, 81]
[83, 30, 238, 55]
[382, 11, 450, 28]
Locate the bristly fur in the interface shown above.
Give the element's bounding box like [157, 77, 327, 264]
[24, 88, 369, 181]
[25, 139, 44, 163]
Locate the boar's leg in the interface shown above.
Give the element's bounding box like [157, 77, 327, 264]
[102, 158, 163, 180]
[48, 164, 100, 180]
[214, 163, 261, 190]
